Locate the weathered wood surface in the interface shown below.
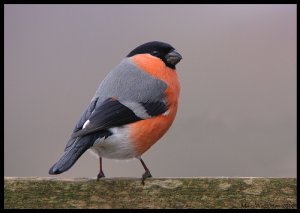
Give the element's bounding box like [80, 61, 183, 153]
[4, 177, 296, 209]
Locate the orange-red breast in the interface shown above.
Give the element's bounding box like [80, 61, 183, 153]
[49, 41, 182, 184]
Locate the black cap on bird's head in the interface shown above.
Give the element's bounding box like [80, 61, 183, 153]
[127, 41, 182, 69]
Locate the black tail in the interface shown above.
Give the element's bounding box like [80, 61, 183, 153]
[49, 135, 94, 175]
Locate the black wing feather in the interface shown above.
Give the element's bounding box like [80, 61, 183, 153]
[68, 97, 168, 141]
[141, 101, 168, 116]
[70, 98, 142, 138]
[64, 97, 99, 151]
[73, 97, 99, 132]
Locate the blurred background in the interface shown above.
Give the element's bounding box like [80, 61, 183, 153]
[4, 4, 296, 178]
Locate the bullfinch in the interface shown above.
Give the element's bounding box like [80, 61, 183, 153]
[49, 41, 182, 184]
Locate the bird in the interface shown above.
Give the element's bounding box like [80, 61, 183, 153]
[49, 41, 182, 184]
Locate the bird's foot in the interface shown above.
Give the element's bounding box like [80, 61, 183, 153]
[141, 170, 152, 185]
[97, 171, 105, 181]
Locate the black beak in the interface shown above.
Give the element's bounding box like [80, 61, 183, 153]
[166, 50, 182, 66]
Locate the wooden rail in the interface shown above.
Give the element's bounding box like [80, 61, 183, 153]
[4, 177, 296, 209]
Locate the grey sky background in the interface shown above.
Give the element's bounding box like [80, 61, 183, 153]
[4, 4, 296, 178]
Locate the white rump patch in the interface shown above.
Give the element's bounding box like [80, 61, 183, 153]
[89, 126, 137, 159]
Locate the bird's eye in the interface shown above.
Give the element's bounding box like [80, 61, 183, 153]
[152, 51, 159, 56]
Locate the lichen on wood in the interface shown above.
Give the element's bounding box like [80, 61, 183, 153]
[4, 177, 296, 209]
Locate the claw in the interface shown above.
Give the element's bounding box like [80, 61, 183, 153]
[141, 169, 152, 185]
[97, 171, 105, 181]
[97, 157, 105, 181]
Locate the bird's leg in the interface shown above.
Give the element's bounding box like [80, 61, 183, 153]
[139, 157, 152, 185]
[97, 157, 105, 181]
